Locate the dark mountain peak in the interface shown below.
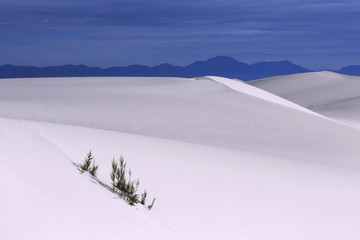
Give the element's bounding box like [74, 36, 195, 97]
[276, 60, 292, 64]
[187, 55, 246, 69]
[153, 63, 176, 68]
[339, 65, 360, 71]
[194, 56, 249, 67]
[207, 56, 240, 63]
[1, 64, 35, 69]
[52, 64, 93, 69]
[251, 60, 310, 72]
[251, 60, 295, 67]
[126, 64, 148, 68]
[338, 65, 360, 75]
[184, 56, 249, 78]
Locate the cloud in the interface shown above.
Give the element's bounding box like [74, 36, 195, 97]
[1, 0, 359, 40]
[1, 0, 358, 30]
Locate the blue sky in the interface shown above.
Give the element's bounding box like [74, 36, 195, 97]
[1, 0, 360, 69]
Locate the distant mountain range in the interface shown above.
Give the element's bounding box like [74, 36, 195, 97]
[1, 56, 359, 80]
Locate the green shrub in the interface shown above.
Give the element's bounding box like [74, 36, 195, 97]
[80, 151, 94, 173]
[89, 161, 98, 178]
[111, 156, 141, 206]
[140, 190, 147, 205]
[79, 151, 155, 210]
[79, 151, 99, 177]
[148, 198, 156, 210]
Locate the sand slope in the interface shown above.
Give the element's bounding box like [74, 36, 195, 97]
[1, 76, 360, 240]
[249, 71, 360, 127]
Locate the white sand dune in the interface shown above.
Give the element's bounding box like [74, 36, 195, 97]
[1, 76, 360, 240]
[199, 76, 317, 115]
[249, 71, 360, 128]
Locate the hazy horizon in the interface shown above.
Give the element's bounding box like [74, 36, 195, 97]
[0, 55, 357, 71]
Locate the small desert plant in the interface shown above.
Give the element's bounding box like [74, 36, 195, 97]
[89, 160, 99, 177]
[111, 156, 142, 206]
[80, 151, 94, 173]
[79, 151, 98, 177]
[111, 156, 127, 193]
[140, 190, 147, 205]
[148, 198, 156, 210]
[78, 151, 155, 210]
